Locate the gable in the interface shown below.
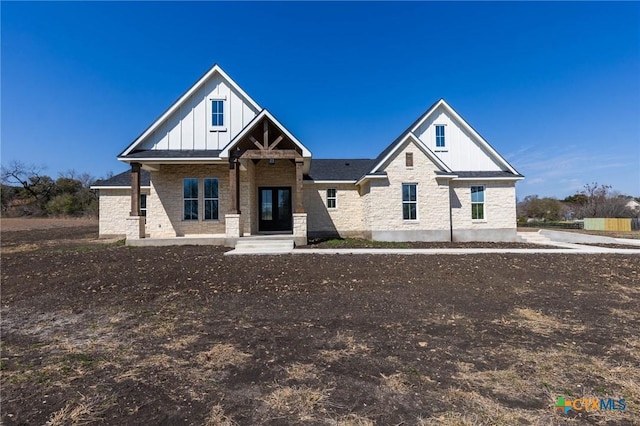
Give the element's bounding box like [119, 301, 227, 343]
[413, 104, 503, 171]
[120, 65, 261, 157]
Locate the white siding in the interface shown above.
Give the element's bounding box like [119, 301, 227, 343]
[413, 106, 503, 171]
[138, 73, 260, 152]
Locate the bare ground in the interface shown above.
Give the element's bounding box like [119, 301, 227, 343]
[1, 219, 639, 425]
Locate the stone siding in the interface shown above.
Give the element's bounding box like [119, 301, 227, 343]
[98, 188, 149, 237]
[303, 183, 367, 238]
[450, 181, 517, 241]
[364, 140, 451, 241]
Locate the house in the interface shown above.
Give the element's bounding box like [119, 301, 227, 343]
[92, 64, 523, 245]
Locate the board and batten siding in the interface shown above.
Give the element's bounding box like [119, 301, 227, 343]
[138, 73, 260, 152]
[413, 106, 503, 172]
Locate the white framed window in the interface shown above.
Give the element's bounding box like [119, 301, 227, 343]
[204, 178, 219, 221]
[326, 188, 337, 209]
[402, 183, 417, 220]
[435, 124, 445, 148]
[183, 178, 199, 221]
[471, 185, 485, 220]
[209, 96, 227, 131]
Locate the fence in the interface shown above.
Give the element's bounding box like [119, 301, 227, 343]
[517, 221, 583, 229]
[583, 218, 632, 232]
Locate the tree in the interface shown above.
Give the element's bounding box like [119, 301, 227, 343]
[517, 195, 566, 221]
[567, 183, 636, 218]
[1, 161, 55, 215]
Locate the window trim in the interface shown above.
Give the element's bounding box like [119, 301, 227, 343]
[402, 183, 418, 221]
[209, 95, 227, 132]
[471, 185, 486, 221]
[203, 178, 220, 221]
[183, 178, 199, 221]
[326, 188, 337, 209]
[435, 124, 446, 148]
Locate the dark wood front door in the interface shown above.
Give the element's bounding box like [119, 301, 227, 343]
[258, 187, 292, 232]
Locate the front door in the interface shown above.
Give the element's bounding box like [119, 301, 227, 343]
[258, 187, 292, 232]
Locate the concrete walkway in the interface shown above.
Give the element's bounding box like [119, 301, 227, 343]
[225, 230, 640, 255]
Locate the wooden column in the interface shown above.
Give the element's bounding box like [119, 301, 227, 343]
[130, 162, 141, 216]
[229, 159, 238, 214]
[295, 159, 304, 213]
[235, 158, 241, 214]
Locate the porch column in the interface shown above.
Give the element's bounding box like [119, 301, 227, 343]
[228, 159, 238, 214]
[295, 159, 304, 213]
[130, 162, 141, 216]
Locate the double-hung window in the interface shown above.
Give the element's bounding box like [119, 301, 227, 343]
[402, 183, 417, 220]
[183, 178, 199, 220]
[326, 188, 337, 209]
[204, 178, 219, 220]
[471, 186, 485, 220]
[210, 96, 226, 130]
[435, 125, 445, 148]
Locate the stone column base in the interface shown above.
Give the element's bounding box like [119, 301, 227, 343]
[126, 216, 145, 242]
[293, 213, 307, 246]
[225, 214, 243, 247]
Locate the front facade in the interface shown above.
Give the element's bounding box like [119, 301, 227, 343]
[92, 65, 523, 245]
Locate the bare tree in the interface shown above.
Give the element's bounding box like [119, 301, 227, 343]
[571, 183, 635, 218]
[1, 161, 55, 214]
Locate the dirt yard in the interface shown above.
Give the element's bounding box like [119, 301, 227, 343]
[2, 219, 639, 425]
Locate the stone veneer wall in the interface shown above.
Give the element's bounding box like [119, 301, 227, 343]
[303, 183, 367, 238]
[364, 140, 451, 241]
[147, 164, 251, 237]
[98, 188, 150, 237]
[449, 180, 517, 241]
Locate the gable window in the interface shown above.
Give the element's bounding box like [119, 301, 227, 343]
[435, 125, 445, 148]
[140, 194, 147, 217]
[406, 152, 413, 168]
[204, 178, 219, 220]
[326, 188, 337, 209]
[471, 186, 485, 220]
[402, 183, 417, 220]
[183, 178, 199, 220]
[211, 99, 224, 127]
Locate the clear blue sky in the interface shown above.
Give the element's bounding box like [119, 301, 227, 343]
[2, 1, 639, 199]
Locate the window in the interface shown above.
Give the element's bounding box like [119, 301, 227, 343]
[406, 152, 413, 168]
[183, 178, 199, 220]
[140, 194, 147, 217]
[326, 188, 337, 209]
[204, 178, 219, 220]
[211, 99, 224, 127]
[402, 183, 417, 220]
[435, 125, 445, 148]
[471, 186, 485, 220]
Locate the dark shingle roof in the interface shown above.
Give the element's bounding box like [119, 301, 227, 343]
[306, 159, 375, 181]
[122, 149, 222, 159]
[93, 170, 151, 187]
[436, 171, 524, 178]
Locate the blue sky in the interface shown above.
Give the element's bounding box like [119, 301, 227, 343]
[2, 1, 639, 198]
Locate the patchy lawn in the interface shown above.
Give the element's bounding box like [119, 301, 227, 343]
[1, 221, 639, 425]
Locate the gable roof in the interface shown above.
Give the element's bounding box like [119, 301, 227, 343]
[91, 169, 151, 188]
[369, 99, 520, 176]
[119, 64, 261, 158]
[306, 159, 375, 181]
[219, 109, 312, 158]
[371, 131, 452, 174]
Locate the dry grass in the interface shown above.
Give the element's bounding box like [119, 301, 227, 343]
[47, 394, 113, 425]
[262, 385, 329, 420]
[319, 331, 370, 362]
[380, 372, 412, 394]
[1, 243, 40, 254]
[204, 404, 237, 426]
[163, 334, 199, 351]
[493, 307, 583, 336]
[195, 343, 251, 370]
[284, 362, 319, 382]
[334, 413, 375, 425]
